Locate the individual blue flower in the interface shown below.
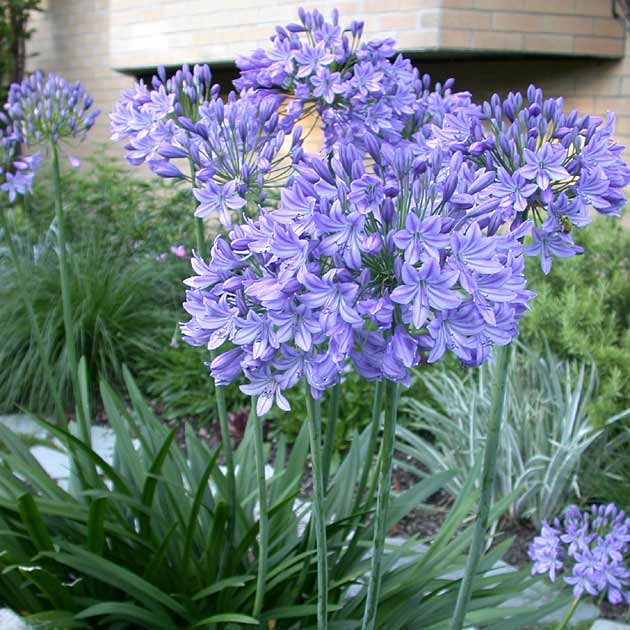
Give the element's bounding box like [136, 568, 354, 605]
[491, 168, 538, 214]
[347, 173, 383, 214]
[311, 68, 342, 104]
[241, 368, 291, 416]
[193, 180, 247, 227]
[393, 214, 450, 264]
[517, 144, 570, 190]
[391, 260, 460, 329]
[524, 228, 583, 274]
[294, 42, 335, 78]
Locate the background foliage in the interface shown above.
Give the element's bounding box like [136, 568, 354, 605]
[519, 216, 630, 424]
[0, 0, 42, 101]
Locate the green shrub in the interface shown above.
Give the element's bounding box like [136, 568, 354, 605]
[520, 216, 630, 424]
[25, 151, 196, 256]
[0, 369, 566, 628]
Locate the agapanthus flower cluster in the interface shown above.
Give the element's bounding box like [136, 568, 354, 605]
[120, 7, 629, 414]
[460, 85, 630, 272]
[235, 7, 479, 152]
[234, 9, 630, 273]
[530, 504, 630, 605]
[110, 63, 218, 173]
[6, 71, 99, 145]
[0, 124, 40, 202]
[181, 138, 534, 415]
[110, 64, 303, 219]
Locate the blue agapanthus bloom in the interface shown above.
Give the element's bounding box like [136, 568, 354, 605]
[110, 63, 217, 175]
[105, 6, 628, 415]
[460, 85, 630, 272]
[530, 504, 630, 605]
[235, 7, 479, 152]
[0, 124, 40, 202]
[6, 71, 99, 145]
[185, 92, 303, 227]
[110, 64, 303, 222]
[181, 138, 534, 415]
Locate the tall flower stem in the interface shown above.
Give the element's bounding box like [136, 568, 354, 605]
[0, 208, 66, 426]
[307, 394, 328, 630]
[252, 403, 269, 620]
[354, 380, 384, 514]
[322, 382, 341, 488]
[450, 345, 511, 630]
[361, 379, 399, 630]
[334, 379, 384, 579]
[212, 359, 237, 542]
[554, 597, 581, 630]
[50, 141, 89, 444]
[194, 217, 207, 259]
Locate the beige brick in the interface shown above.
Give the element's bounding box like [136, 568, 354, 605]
[493, 11, 543, 33]
[420, 10, 440, 28]
[378, 11, 420, 30]
[543, 15, 593, 35]
[574, 36, 625, 57]
[364, 0, 402, 12]
[441, 0, 475, 7]
[592, 18, 625, 39]
[440, 28, 474, 48]
[396, 29, 440, 49]
[613, 116, 630, 135]
[524, 33, 574, 54]
[474, 0, 574, 11]
[472, 0, 528, 9]
[583, 76, 622, 95]
[472, 29, 524, 50]
[441, 9, 492, 30]
[575, 0, 614, 17]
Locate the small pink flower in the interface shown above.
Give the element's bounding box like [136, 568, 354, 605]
[170, 245, 187, 259]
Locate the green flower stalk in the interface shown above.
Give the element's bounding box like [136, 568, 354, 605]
[50, 141, 90, 443]
[6, 71, 99, 443]
[307, 394, 329, 630]
[450, 345, 511, 630]
[252, 402, 269, 620]
[322, 381, 341, 487]
[555, 597, 581, 630]
[361, 379, 399, 630]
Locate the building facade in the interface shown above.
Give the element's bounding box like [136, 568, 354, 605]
[27, 1, 630, 151]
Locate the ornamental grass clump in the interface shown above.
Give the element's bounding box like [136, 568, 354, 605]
[109, 7, 630, 629]
[530, 504, 630, 628]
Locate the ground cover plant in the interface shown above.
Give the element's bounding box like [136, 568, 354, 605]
[1, 5, 630, 629]
[397, 344, 629, 526]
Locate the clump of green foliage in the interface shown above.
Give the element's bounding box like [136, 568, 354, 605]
[0, 368, 566, 629]
[0, 155, 196, 414]
[520, 216, 630, 424]
[26, 152, 196, 254]
[0, 229, 182, 413]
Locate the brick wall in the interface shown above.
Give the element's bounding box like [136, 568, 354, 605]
[440, 0, 625, 56]
[26, 1, 630, 155]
